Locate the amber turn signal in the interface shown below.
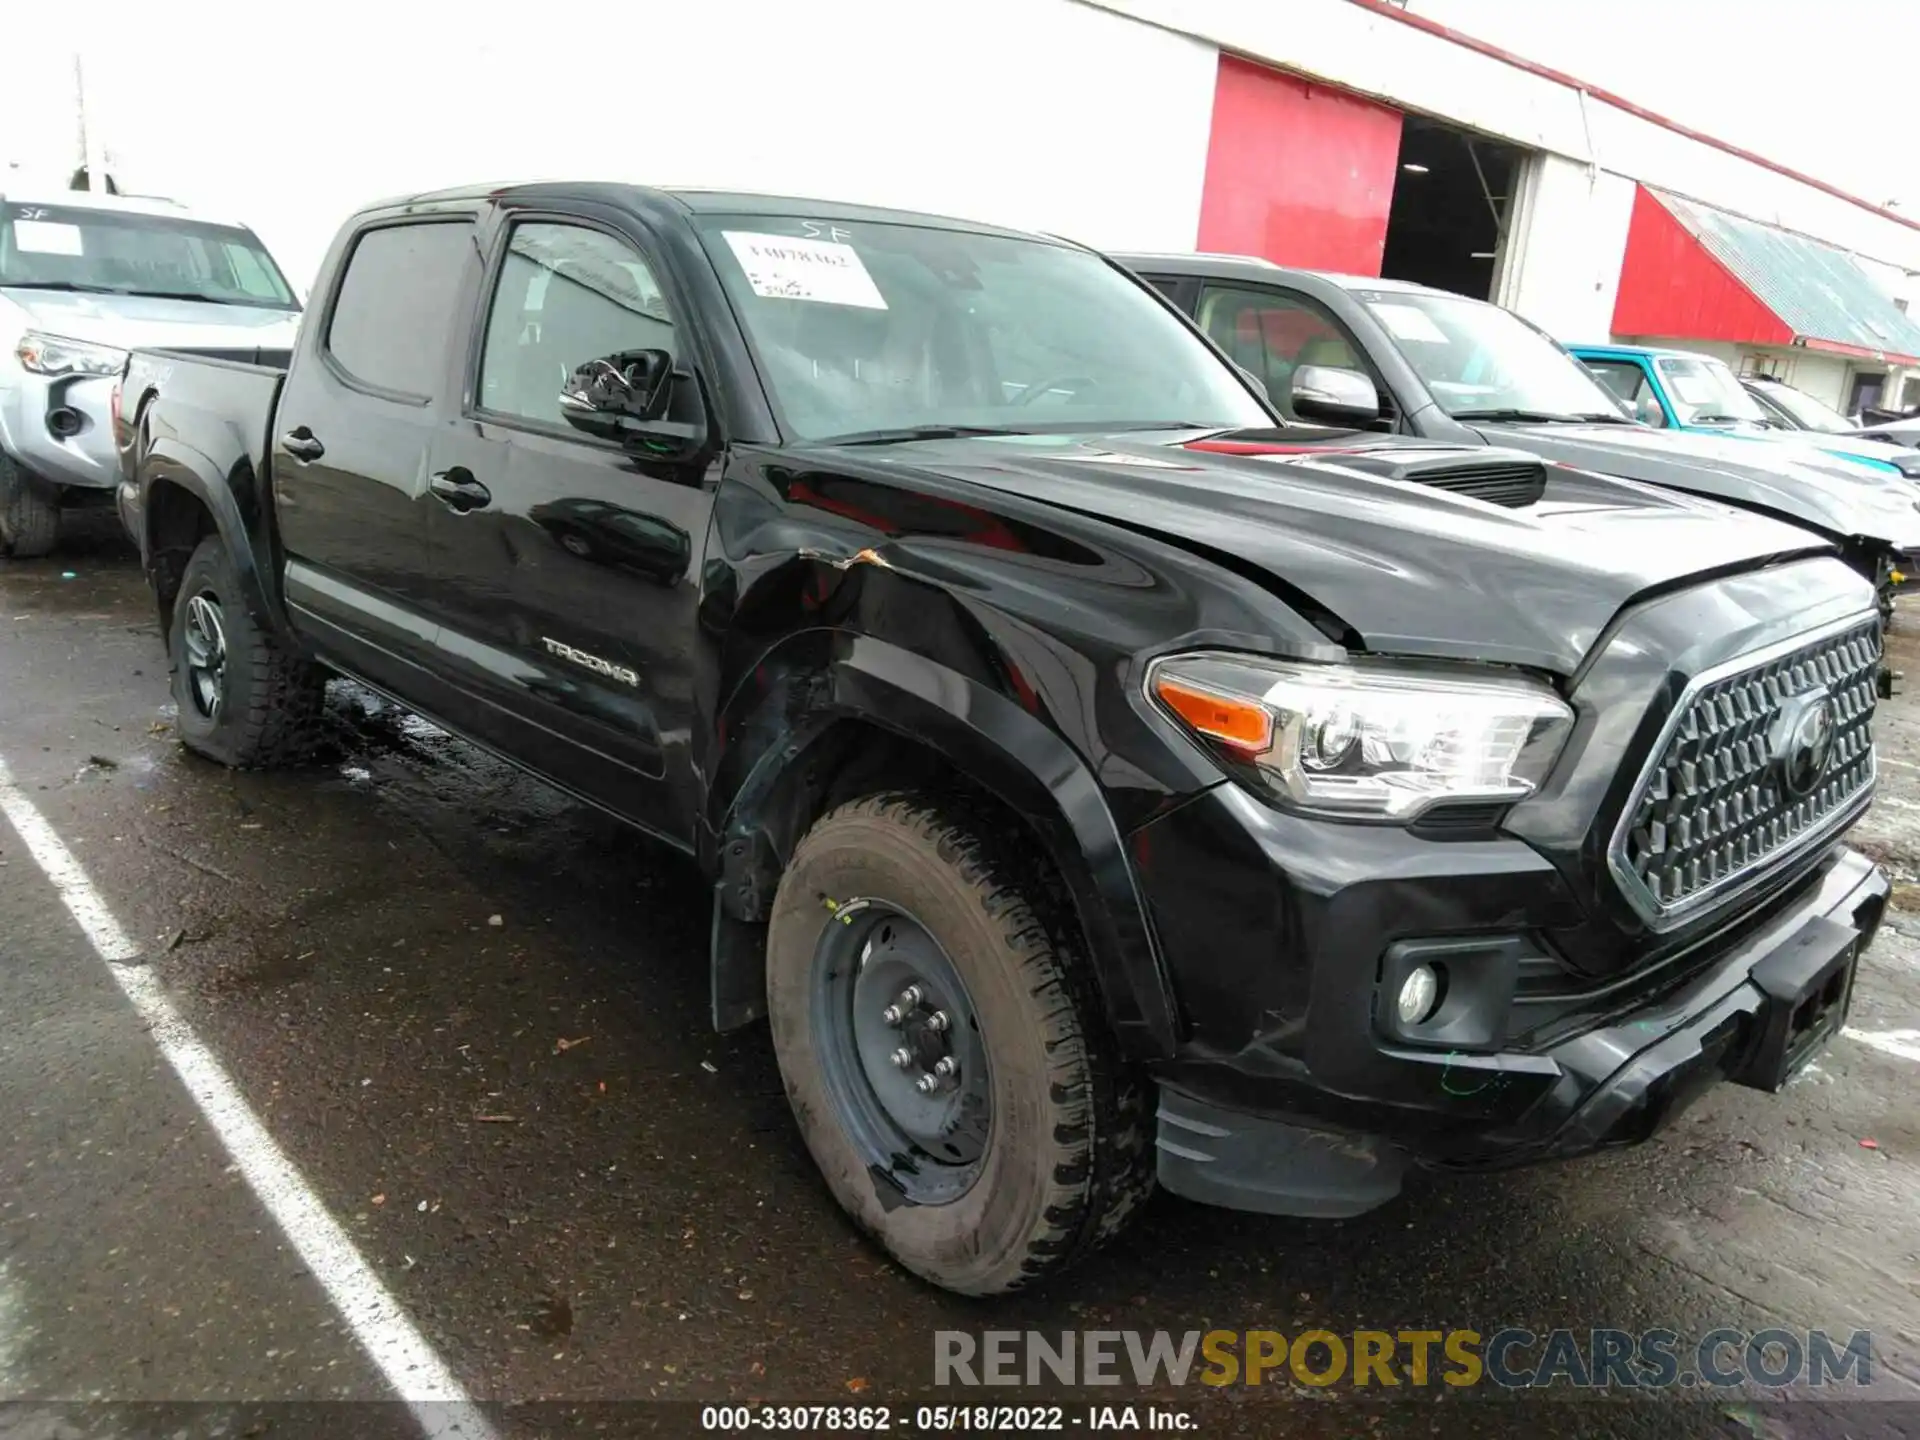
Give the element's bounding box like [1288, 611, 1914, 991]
[1153, 676, 1273, 752]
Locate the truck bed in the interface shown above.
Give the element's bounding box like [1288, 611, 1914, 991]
[120, 347, 288, 506]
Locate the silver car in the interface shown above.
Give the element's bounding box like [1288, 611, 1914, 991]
[0, 190, 301, 556]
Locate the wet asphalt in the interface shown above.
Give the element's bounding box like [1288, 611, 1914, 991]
[2, 519, 1918, 1440]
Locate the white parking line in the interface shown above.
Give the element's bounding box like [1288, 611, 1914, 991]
[1844, 1027, 1920, 1064]
[0, 755, 496, 1439]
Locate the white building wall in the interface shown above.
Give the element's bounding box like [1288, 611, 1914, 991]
[1497, 156, 1637, 341]
[20, 0, 1219, 292]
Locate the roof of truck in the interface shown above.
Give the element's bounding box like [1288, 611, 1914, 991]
[372, 180, 1066, 244]
[1567, 341, 1721, 363]
[1111, 252, 1448, 296]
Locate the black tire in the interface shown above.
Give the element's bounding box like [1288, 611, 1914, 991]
[766, 792, 1153, 1295]
[168, 534, 323, 768]
[0, 454, 59, 559]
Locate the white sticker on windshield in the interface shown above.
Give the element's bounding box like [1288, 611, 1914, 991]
[722, 231, 887, 309]
[1369, 302, 1448, 345]
[12, 220, 84, 256]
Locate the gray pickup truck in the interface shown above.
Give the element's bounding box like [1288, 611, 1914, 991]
[0, 190, 300, 557]
[1124, 254, 1920, 656]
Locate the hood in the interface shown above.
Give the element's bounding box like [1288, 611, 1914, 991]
[0, 287, 301, 353]
[829, 431, 1836, 675]
[1475, 420, 1920, 548]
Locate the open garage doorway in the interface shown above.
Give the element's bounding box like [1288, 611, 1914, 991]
[1380, 114, 1530, 300]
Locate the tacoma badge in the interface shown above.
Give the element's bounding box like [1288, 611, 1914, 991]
[541, 636, 640, 688]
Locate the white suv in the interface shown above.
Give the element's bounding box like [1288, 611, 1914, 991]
[0, 190, 301, 556]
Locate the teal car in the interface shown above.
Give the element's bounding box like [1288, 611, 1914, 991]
[1570, 342, 1920, 480]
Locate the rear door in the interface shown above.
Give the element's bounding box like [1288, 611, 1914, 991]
[421, 208, 711, 844]
[274, 215, 481, 687]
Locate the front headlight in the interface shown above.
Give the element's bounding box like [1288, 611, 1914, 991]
[1148, 652, 1574, 821]
[16, 331, 128, 378]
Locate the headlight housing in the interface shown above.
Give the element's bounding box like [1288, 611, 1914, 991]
[15, 331, 128, 378]
[1148, 652, 1574, 822]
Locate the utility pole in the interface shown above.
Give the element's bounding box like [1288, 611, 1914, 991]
[74, 51, 106, 193]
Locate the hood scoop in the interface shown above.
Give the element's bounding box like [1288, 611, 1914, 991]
[1313, 447, 1548, 509]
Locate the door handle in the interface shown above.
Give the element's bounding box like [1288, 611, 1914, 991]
[281, 428, 325, 462]
[429, 468, 492, 512]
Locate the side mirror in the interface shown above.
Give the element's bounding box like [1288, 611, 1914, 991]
[1291, 364, 1379, 424]
[1634, 393, 1667, 428]
[559, 349, 708, 461]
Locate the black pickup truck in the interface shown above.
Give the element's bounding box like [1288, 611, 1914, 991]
[117, 182, 1888, 1295]
[1123, 254, 1920, 641]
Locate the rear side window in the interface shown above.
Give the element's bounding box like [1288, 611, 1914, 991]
[326, 222, 473, 399]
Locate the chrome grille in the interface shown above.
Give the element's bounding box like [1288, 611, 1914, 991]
[1612, 615, 1880, 928]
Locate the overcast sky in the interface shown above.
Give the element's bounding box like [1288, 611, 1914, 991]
[1412, 0, 1919, 212]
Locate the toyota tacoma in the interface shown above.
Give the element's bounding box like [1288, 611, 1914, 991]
[117, 182, 1888, 1293]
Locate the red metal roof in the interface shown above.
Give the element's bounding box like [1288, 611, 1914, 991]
[1612, 186, 1920, 366]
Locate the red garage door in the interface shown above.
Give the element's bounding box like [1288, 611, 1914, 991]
[1197, 57, 1404, 274]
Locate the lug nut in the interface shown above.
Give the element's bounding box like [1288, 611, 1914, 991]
[898, 985, 923, 1007]
[925, 1010, 949, 1033]
[882, 1005, 905, 1026]
[933, 1056, 958, 1078]
[914, 1073, 940, 1095]
[890, 1047, 913, 1069]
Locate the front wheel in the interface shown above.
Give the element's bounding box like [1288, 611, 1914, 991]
[0, 455, 59, 558]
[168, 534, 324, 767]
[766, 793, 1153, 1295]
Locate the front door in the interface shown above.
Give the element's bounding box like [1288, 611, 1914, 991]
[273, 217, 479, 689]
[424, 213, 712, 844]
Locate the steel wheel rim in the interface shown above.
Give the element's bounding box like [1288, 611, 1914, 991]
[811, 900, 992, 1204]
[181, 591, 228, 722]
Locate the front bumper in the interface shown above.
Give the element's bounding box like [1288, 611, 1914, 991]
[0, 370, 121, 492]
[1149, 834, 1885, 1216]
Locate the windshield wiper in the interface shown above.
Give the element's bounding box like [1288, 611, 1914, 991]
[820, 425, 1031, 446]
[0, 279, 125, 294]
[119, 289, 260, 306]
[1449, 408, 1588, 424]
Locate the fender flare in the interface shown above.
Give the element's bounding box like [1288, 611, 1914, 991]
[709, 632, 1181, 1058]
[137, 438, 285, 638]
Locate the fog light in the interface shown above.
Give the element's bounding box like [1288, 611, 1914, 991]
[1396, 964, 1441, 1025]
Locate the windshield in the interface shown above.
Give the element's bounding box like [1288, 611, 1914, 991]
[0, 202, 298, 309]
[696, 215, 1271, 441]
[1751, 380, 1855, 434]
[1350, 288, 1626, 421]
[1654, 355, 1774, 427]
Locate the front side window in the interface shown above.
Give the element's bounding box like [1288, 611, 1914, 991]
[0, 202, 296, 308]
[1350, 288, 1627, 423]
[1581, 360, 1660, 423]
[477, 222, 676, 428]
[1655, 355, 1774, 427]
[1749, 380, 1854, 434]
[326, 222, 475, 399]
[695, 216, 1271, 442]
[1197, 285, 1375, 420]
